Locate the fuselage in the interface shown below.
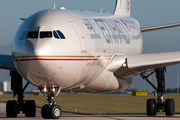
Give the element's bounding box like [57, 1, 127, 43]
[12, 8, 142, 93]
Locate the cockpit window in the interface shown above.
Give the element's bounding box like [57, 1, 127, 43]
[20, 31, 28, 40]
[27, 31, 38, 39]
[57, 30, 66, 39]
[40, 31, 52, 39]
[53, 30, 66, 39]
[26, 30, 65, 39]
[53, 31, 60, 39]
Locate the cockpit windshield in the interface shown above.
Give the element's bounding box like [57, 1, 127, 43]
[40, 31, 52, 38]
[53, 30, 66, 39]
[27, 31, 38, 39]
[25, 30, 65, 39]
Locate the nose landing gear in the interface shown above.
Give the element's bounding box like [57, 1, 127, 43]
[141, 68, 175, 116]
[41, 87, 62, 119]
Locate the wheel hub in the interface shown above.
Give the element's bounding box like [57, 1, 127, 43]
[54, 108, 60, 116]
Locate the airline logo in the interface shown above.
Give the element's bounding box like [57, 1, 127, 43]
[127, 2, 130, 10]
[127, 0, 130, 15]
[121, 19, 136, 30]
[127, 25, 136, 29]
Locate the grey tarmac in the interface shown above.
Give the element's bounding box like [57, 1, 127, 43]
[0, 103, 180, 120]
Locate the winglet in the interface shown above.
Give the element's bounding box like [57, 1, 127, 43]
[114, 0, 130, 16]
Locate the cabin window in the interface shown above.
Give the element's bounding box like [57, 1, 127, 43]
[40, 31, 52, 38]
[27, 31, 38, 39]
[20, 31, 28, 40]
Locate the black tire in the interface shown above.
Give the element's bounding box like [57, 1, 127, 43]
[41, 104, 50, 119]
[6, 100, 17, 117]
[24, 100, 36, 117]
[165, 98, 175, 116]
[147, 99, 156, 116]
[49, 105, 62, 119]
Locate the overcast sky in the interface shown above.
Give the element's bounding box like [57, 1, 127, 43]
[0, 0, 180, 92]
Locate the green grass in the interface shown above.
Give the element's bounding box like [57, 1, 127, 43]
[0, 93, 180, 114]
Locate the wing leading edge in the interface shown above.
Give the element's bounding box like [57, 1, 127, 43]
[0, 54, 16, 71]
[141, 22, 180, 32]
[108, 52, 180, 79]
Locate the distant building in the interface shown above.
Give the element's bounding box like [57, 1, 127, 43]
[0, 81, 11, 92]
[0, 82, 3, 91]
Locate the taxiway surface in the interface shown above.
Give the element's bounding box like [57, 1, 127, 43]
[0, 103, 180, 120]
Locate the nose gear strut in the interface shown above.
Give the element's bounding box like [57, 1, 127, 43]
[41, 87, 62, 119]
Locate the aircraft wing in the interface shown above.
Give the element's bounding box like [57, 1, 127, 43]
[141, 22, 180, 32]
[108, 52, 180, 78]
[0, 54, 16, 71]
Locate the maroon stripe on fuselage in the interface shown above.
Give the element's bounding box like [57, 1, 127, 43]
[14, 58, 110, 61]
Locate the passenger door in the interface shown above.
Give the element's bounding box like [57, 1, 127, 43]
[69, 21, 87, 53]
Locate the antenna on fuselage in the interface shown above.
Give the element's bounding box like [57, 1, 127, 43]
[54, 3, 56, 10]
[100, 8, 102, 13]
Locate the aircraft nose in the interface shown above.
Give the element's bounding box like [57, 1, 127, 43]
[25, 40, 52, 56]
[13, 39, 55, 88]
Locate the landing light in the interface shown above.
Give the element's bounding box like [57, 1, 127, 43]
[44, 86, 47, 92]
[52, 86, 55, 92]
[122, 63, 127, 67]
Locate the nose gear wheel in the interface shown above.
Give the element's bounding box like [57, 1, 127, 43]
[41, 88, 61, 119]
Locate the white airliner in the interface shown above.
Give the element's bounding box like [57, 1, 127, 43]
[1, 0, 180, 119]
